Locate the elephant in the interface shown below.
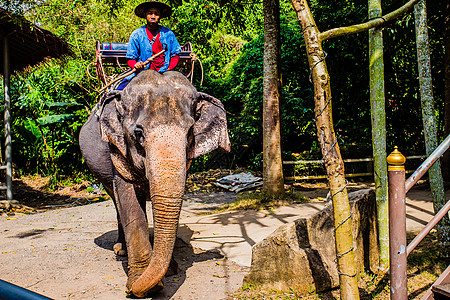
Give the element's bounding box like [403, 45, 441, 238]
[79, 70, 230, 297]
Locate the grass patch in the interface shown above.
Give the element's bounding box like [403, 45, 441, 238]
[211, 189, 309, 213]
[232, 283, 336, 300]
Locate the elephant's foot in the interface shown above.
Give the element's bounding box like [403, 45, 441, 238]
[113, 242, 127, 256]
[126, 259, 163, 297]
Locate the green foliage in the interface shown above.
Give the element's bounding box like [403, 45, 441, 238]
[168, 0, 263, 84]
[203, 13, 318, 169]
[1, 58, 93, 178]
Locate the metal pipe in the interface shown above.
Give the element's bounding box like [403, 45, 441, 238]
[0, 279, 53, 300]
[405, 133, 450, 193]
[3, 34, 13, 201]
[407, 199, 450, 256]
[387, 147, 408, 300]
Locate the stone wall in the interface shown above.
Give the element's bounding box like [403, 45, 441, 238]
[243, 188, 379, 294]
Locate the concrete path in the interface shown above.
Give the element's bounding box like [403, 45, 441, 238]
[179, 201, 325, 267]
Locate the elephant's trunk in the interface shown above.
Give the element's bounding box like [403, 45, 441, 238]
[131, 126, 187, 297]
[131, 195, 182, 297]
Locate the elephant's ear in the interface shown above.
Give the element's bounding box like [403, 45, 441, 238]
[188, 92, 231, 159]
[99, 92, 127, 158]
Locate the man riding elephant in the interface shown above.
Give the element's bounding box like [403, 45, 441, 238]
[117, 1, 181, 90]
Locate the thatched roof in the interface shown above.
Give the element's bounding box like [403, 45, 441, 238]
[0, 7, 71, 73]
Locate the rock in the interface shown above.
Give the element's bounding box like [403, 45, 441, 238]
[243, 188, 379, 294]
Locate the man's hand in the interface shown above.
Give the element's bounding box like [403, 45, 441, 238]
[134, 61, 145, 70]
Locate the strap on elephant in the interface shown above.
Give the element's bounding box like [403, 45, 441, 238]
[93, 90, 121, 119]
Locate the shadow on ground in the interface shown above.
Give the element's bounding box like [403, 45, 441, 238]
[94, 225, 224, 299]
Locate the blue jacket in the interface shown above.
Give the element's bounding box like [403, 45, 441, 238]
[125, 25, 181, 80]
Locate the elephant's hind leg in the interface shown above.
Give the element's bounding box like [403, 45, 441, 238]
[79, 113, 127, 255]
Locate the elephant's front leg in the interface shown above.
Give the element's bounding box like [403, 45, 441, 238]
[112, 175, 162, 292]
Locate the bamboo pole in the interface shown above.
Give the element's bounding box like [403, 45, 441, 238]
[368, 0, 389, 271]
[289, 1, 359, 299]
[319, 0, 420, 41]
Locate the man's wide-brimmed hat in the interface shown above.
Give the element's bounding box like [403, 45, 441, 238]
[135, 1, 172, 18]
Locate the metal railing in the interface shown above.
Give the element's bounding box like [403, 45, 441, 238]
[0, 279, 53, 299]
[387, 134, 450, 300]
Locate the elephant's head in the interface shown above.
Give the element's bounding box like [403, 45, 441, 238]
[98, 70, 230, 296]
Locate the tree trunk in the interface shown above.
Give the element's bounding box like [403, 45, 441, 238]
[368, 0, 389, 272]
[443, 2, 450, 180]
[263, 0, 285, 197]
[289, 1, 359, 299]
[414, 0, 450, 257]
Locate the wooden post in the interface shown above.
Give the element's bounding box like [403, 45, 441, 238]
[387, 146, 407, 299]
[3, 34, 13, 201]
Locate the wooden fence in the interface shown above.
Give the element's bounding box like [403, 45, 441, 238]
[283, 155, 426, 180]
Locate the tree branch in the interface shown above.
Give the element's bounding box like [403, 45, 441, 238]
[319, 0, 420, 41]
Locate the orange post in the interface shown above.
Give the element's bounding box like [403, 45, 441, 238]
[387, 146, 407, 300]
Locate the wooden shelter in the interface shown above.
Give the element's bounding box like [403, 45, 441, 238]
[0, 8, 71, 200]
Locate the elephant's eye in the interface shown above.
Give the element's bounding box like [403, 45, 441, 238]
[134, 126, 145, 143]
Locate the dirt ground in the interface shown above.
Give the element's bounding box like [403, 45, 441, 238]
[1, 177, 247, 300]
[0, 175, 447, 299]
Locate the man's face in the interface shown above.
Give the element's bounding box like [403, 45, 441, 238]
[146, 8, 161, 25]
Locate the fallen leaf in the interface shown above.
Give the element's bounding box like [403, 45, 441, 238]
[6, 217, 17, 220]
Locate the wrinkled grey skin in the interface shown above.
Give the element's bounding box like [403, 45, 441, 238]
[79, 70, 230, 297]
